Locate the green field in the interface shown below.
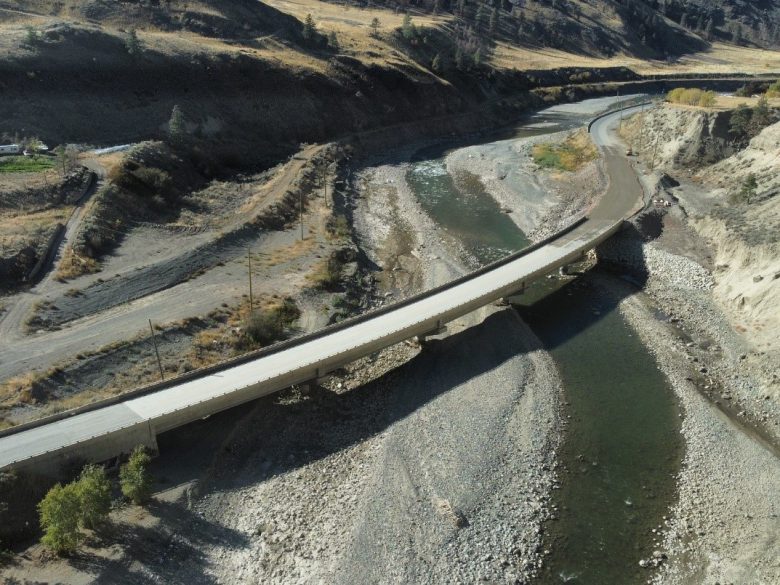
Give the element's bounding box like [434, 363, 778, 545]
[0, 155, 55, 173]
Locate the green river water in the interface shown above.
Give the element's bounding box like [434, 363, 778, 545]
[404, 103, 682, 584]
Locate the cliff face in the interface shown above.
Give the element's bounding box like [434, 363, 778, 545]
[623, 105, 737, 169]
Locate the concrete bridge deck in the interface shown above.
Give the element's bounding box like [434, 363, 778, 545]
[0, 105, 647, 475]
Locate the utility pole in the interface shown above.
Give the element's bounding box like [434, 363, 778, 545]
[148, 319, 165, 382]
[651, 136, 660, 170]
[300, 189, 304, 240]
[247, 247, 254, 314]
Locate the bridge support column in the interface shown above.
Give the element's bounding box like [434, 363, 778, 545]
[415, 320, 447, 345]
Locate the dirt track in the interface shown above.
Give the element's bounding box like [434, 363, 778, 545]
[0, 145, 326, 385]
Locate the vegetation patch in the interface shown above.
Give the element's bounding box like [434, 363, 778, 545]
[666, 88, 717, 108]
[237, 297, 300, 350]
[532, 130, 598, 172]
[0, 155, 55, 174]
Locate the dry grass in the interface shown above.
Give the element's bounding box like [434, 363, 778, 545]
[0, 206, 71, 253]
[0, 371, 48, 406]
[492, 42, 780, 75]
[55, 246, 100, 280]
[666, 94, 780, 112]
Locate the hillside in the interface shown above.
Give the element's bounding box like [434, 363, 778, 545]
[621, 102, 780, 355]
[1, 0, 779, 162]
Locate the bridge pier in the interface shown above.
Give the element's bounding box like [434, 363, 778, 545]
[415, 321, 448, 344]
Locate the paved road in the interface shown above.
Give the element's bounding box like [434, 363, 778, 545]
[0, 107, 646, 472]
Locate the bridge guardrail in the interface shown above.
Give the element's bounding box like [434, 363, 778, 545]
[0, 98, 644, 443]
[0, 216, 588, 441]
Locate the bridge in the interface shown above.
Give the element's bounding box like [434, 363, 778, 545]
[0, 105, 647, 475]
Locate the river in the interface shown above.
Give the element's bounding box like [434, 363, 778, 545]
[400, 97, 683, 583]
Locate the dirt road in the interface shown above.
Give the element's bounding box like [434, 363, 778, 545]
[0, 145, 325, 383]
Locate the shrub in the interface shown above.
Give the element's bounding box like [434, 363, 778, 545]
[240, 298, 300, 348]
[666, 88, 717, 108]
[74, 465, 111, 530]
[120, 447, 153, 505]
[38, 483, 82, 553]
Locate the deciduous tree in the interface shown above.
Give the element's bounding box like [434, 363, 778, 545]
[38, 483, 82, 554]
[120, 447, 153, 505]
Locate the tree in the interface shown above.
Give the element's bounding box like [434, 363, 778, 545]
[120, 446, 153, 505]
[38, 483, 82, 554]
[737, 173, 758, 204]
[125, 29, 143, 57]
[75, 465, 111, 530]
[401, 14, 415, 40]
[369, 17, 381, 38]
[729, 103, 752, 139]
[431, 53, 442, 72]
[328, 31, 340, 51]
[24, 25, 40, 48]
[302, 14, 317, 42]
[473, 47, 482, 66]
[704, 19, 715, 41]
[475, 5, 487, 31]
[54, 144, 80, 176]
[168, 104, 186, 144]
[489, 8, 499, 35]
[749, 96, 771, 136]
[433, 0, 441, 15]
[679, 13, 688, 29]
[455, 46, 464, 69]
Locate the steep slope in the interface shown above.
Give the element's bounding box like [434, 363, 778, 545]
[0, 0, 306, 40]
[694, 122, 780, 352]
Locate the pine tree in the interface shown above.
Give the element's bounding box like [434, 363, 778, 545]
[455, 46, 464, 69]
[680, 13, 688, 29]
[370, 17, 381, 38]
[704, 19, 715, 41]
[473, 47, 482, 66]
[432, 53, 442, 72]
[125, 29, 143, 57]
[738, 174, 758, 204]
[328, 31, 340, 51]
[475, 5, 487, 30]
[302, 14, 317, 42]
[729, 103, 752, 139]
[24, 25, 39, 47]
[168, 105, 186, 144]
[749, 96, 771, 136]
[401, 14, 415, 40]
[489, 8, 499, 35]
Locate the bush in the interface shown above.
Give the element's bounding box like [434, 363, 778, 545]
[120, 447, 153, 505]
[666, 88, 717, 108]
[240, 299, 300, 348]
[74, 465, 111, 530]
[38, 483, 82, 554]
